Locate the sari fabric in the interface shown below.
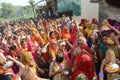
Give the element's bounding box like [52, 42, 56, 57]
[21, 52, 37, 74]
[27, 40, 37, 53]
[64, 52, 72, 69]
[35, 33, 45, 46]
[99, 41, 107, 59]
[49, 47, 56, 60]
[31, 32, 45, 46]
[61, 27, 70, 40]
[49, 61, 64, 80]
[42, 20, 48, 28]
[91, 18, 98, 25]
[71, 54, 94, 80]
[85, 24, 93, 37]
[80, 44, 92, 55]
[70, 27, 77, 47]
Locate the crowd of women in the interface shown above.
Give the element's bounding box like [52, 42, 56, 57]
[0, 16, 120, 80]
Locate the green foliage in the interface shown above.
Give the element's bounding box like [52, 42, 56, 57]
[1, 2, 14, 18]
[29, 0, 35, 6]
[0, 9, 2, 16]
[0, 13, 34, 22]
[0, 2, 34, 22]
[28, 0, 35, 17]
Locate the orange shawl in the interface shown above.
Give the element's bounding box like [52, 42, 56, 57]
[49, 47, 56, 60]
[31, 32, 45, 46]
[61, 29, 70, 40]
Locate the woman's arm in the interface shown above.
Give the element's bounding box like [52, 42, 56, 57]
[106, 21, 120, 48]
[99, 60, 105, 80]
[74, 20, 79, 32]
[7, 56, 25, 77]
[17, 35, 22, 49]
[113, 36, 120, 49]
[104, 66, 116, 74]
[41, 42, 49, 53]
[72, 61, 77, 72]
[107, 22, 120, 35]
[65, 40, 74, 54]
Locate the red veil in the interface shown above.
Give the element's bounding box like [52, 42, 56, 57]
[71, 53, 94, 80]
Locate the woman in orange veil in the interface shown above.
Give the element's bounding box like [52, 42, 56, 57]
[61, 25, 71, 40]
[30, 28, 45, 46]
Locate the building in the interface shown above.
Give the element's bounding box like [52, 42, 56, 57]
[91, 0, 120, 22]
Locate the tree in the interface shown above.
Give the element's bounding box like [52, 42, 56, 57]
[0, 9, 2, 17]
[1, 2, 14, 18]
[29, 0, 35, 17]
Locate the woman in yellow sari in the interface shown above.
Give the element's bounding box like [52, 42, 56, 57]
[85, 23, 94, 38]
[21, 52, 48, 80]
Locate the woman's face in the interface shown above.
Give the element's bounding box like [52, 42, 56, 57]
[71, 23, 76, 28]
[59, 43, 66, 50]
[102, 36, 107, 43]
[50, 32, 55, 38]
[26, 56, 33, 67]
[91, 37, 96, 44]
[51, 43, 57, 49]
[105, 50, 116, 62]
[8, 38, 13, 45]
[36, 47, 42, 55]
[103, 20, 107, 25]
[77, 38, 82, 45]
[93, 24, 98, 29]
[110, 32, 115, 37]
[3, 46, 9, 52]
[39, 29, 44, 35]
[77, 37, 86, 45]
[22, 42, 27, 48]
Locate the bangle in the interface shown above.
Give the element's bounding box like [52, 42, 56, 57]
[99, 72, 104, 78]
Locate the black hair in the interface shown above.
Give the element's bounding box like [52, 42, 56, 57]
[55, 54, 64, 63]
[9, 45, 17, 51]
[49, 31, 54, 36]
[7, 37, 13, 41]
[20, 40, 26, 45]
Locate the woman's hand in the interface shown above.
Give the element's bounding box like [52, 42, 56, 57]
[117, 45, 120, 50]
[55, 70, 62, 74]
[99, 76, 104, 80]
[38, 68, 45, 74]
[6, 56, 14, 61]
[104, 66, 116, 74]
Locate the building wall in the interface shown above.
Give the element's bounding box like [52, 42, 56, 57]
[81, 0, 120, 22]
[99, 0, 120, 22]
[46, 0, 99, 21]
[81, 0, 99, 20]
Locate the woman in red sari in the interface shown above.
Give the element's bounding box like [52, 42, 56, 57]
[71, 49, 94, 80]
[70, 22, 77, 47]
[72, 36, 92, 63]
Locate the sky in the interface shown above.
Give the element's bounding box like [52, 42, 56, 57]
[0, 0, 46, 6]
